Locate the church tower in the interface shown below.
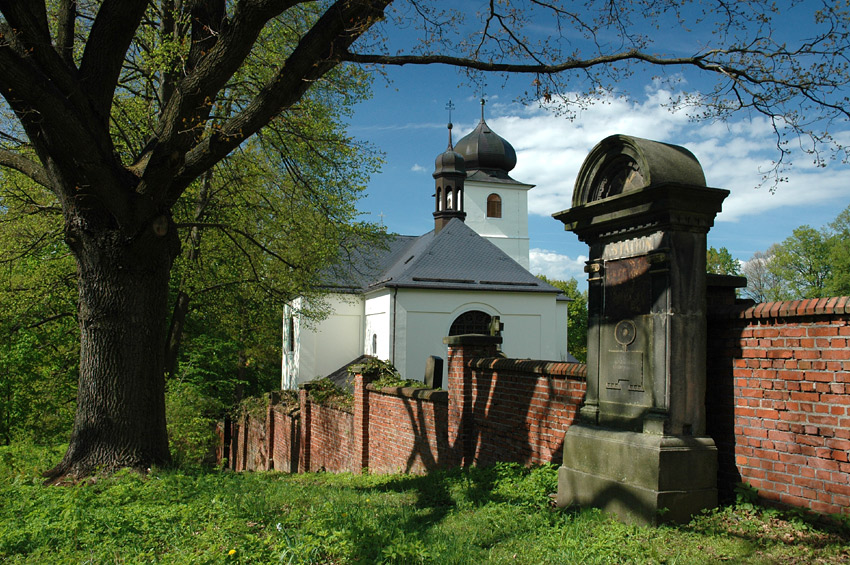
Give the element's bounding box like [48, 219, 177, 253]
[454, 100, 533, 268]
[433, 122, 467, 233]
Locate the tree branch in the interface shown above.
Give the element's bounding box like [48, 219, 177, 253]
[175, 221, 298, 269]
[170, 0, 391, 202]
[0, 46, 131, 221]
[55, 0, 77, 67]
[133, 0, 305, 199]
[78, 0, 150, 126]
[0, 149, 54, 189]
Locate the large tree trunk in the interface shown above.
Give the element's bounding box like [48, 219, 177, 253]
[45, 212, 180, 481]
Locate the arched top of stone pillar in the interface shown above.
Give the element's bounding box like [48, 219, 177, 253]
[572, 135, 706, 207]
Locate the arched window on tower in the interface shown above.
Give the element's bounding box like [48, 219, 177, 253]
[449, 310, 492, 336]
[487, 193, 502, 218]
[446, 189, 453, 210]
[436, 187, 442, 211]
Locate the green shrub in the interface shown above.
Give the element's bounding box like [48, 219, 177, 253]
[305, 378, 353, 411]
[357, 358, 429, 390]
[165, 379, 225, 467]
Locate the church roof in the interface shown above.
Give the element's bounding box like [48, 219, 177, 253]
[454, 113, 517, 174]
[323, 219, 560, 295]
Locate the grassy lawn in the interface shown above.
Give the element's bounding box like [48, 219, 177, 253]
[1, 444, 848, 564]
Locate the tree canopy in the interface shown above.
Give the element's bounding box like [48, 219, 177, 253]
[707, 247, 740, 277]
[741, 204, 850, 301]
[1, 1, 849, 478]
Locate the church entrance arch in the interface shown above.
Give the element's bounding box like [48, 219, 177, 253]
[449, 310, 492, 336]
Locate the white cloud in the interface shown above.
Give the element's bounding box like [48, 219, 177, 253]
[484, 86, 850, 223]
[410, 163, 427, 173]
[529, 248, 587, 281]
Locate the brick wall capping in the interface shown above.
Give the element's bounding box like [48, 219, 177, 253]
[467, 356, 587, 379]
[708, 296, 850, 320]
[443, 334, 503, 346]
[366, 383, 448, 403]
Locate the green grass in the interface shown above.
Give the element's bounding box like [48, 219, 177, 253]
[1, 443, 848, 564]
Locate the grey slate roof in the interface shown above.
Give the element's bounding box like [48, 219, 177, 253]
[324, 218, 561, 295]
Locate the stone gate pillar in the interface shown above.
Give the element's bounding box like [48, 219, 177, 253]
[554, 135, 729, 524]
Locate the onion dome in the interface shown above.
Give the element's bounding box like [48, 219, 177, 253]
[433, 123, 466, 177]
[454, 100, 517, 173]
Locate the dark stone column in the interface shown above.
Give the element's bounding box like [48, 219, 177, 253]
[553, 135, 729, 524]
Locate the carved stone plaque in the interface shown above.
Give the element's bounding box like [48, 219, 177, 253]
[605, 350, 644, 392]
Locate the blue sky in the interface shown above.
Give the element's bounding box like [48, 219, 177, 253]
[345, 9, 849, 286]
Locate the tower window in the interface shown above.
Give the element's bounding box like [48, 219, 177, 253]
[487, 193, 502, 218]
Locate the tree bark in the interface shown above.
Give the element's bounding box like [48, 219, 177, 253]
[45, 212, 180, 480]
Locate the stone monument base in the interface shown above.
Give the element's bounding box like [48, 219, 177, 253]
[556, 423, 717, 525]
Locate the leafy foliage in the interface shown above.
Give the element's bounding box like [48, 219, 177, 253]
[743, 205, 850, 301]
[707, 246, 741, 276]
[769, 225, 834, 299]
[305, 378, 353, 411]
[165, 380, 226, 468]
[0, 175, 77, 446]
[355, 358, 429, 390]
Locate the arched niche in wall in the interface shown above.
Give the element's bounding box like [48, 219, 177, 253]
[449, 310, 492, 336]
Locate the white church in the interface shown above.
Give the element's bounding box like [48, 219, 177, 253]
[282, 106, 573, 389]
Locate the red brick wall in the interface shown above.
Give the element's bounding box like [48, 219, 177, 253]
[235, 413, 268, 471]
[271, 407, 299, 473]
[707, 296, 850, 515]
[364, 386, 451, 474]
[219, 341, 586, 478]
[464, 358, 587, 466]
[307, 403, 354, 473]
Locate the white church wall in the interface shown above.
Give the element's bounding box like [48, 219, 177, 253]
[364, 289, 392, 360]
[556, 299, 569, 359]
[392, 288, 568, 381]
[463, 180, 532, 269]
[281, 293, 365, 389]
